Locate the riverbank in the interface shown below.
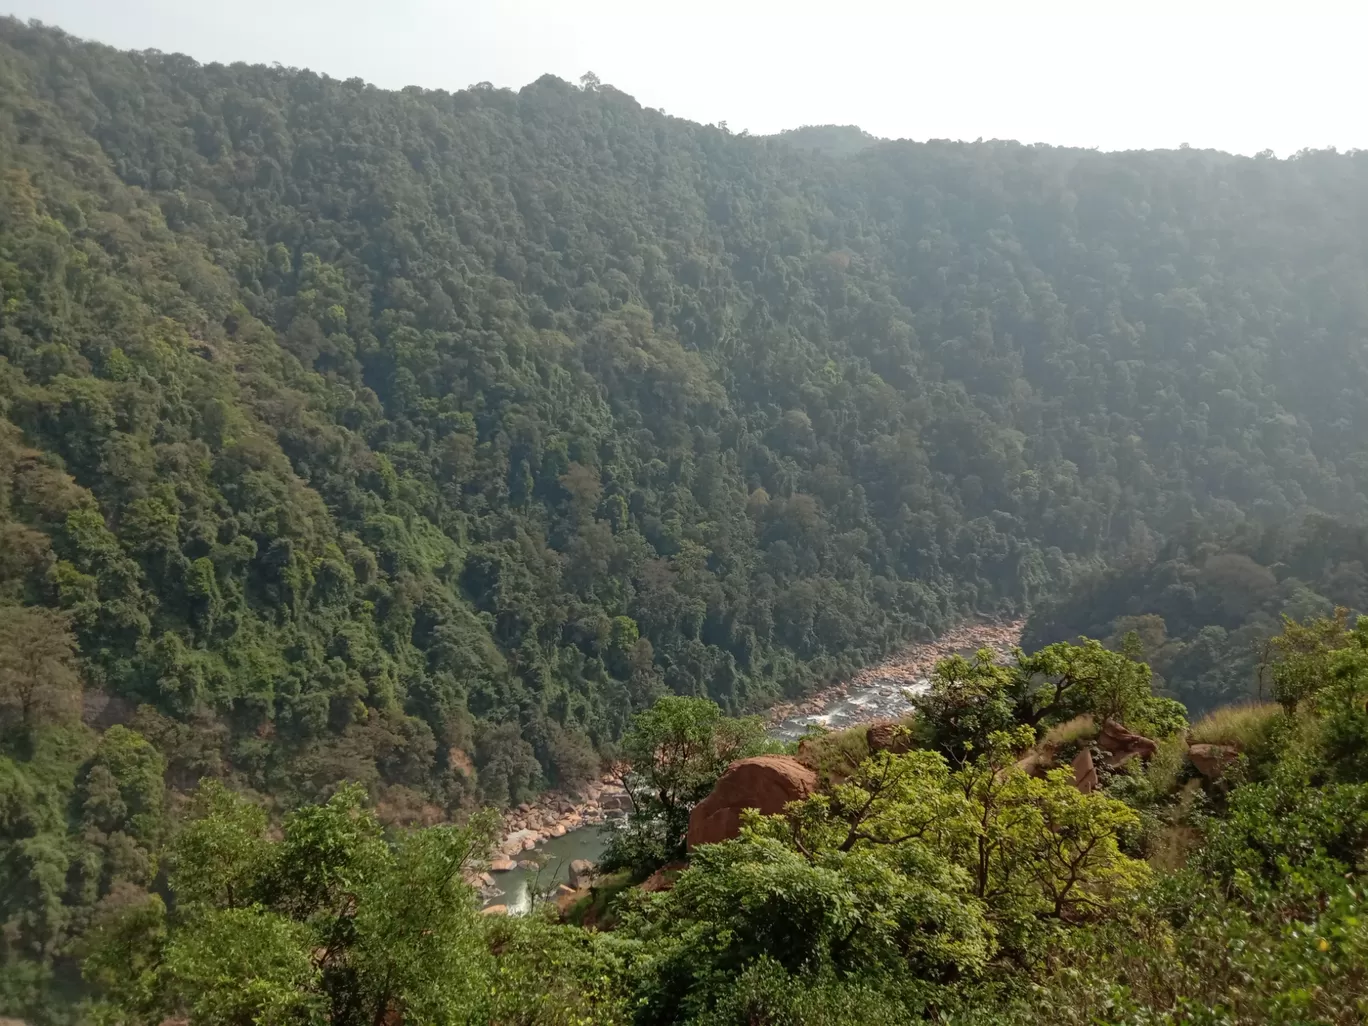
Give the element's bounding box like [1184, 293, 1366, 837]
[489, 777, 630, 867]
[766, 618, 1025, 734]
[488, 618, 1024, 861]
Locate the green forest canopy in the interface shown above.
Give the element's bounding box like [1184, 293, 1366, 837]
[5, 16, 1368, 818]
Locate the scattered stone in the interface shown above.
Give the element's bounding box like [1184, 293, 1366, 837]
[687, 755, 819, 849]
[489, 857, 517, 872]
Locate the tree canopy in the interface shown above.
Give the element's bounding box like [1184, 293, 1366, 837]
[7, 15, 1368, 1023]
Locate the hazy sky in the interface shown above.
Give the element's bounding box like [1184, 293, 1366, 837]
[5, 0, 1364, 155]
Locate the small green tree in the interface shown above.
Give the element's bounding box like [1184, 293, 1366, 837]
[951, 729, 1150, 954]
[603, 696, 773, 873]
[86, 783, 500, 1026]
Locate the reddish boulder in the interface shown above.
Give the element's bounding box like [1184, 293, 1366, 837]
[1188, 743, 1240, 779]
[1071, 747, 1098, 794]
[866, 721, 915, 754]
[687, 755, 819, 850]
[1098, 720, 1159, 767]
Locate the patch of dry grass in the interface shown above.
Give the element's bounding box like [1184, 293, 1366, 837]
[1187, 702, 1284, 750]
[1042, 714, 1097, 748]
[795, 723, 873, 783]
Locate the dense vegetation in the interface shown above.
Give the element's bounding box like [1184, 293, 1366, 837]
[7, 14, 1368, 1022]
[1024, 513, 1368, 713]
[73, 623, 1368, 1025]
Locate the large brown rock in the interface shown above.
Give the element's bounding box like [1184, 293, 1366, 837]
[1098, 720, 1159, 767]
[1071, 747, 1099, 794]
[1188, 743, 1240, 779]
[687, 755, 819, 850]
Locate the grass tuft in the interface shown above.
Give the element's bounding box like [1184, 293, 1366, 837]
[1187, 702, 1284, 750]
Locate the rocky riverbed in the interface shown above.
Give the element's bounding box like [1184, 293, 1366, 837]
[481, 619, 1024, 905]
[489, 779, 630, 868]
[769, 619, 1025, 739]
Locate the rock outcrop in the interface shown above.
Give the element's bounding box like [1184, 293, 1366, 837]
[1071, 748, 1099, 793]
[568, 858, 597, 889]
[686, 755, 819, 850]
[1097, 721, 1159, 767]
[1188, 743, 1240, 779]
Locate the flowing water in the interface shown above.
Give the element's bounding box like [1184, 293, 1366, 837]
[486, 823, 612, 913]
[484, 622, 1022, 910]
[483, 674, 927, 909]
[769, 675, 931, 741]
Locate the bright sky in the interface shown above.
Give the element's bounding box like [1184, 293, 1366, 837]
[5, 0, 1365, 155]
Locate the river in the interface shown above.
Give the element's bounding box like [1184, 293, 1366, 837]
[482, 620, 1024, 909]
[486, 824, 614, 914]
[769, 674, 931, 741]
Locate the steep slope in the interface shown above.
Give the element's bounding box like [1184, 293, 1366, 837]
[4, 17, 1368, 818]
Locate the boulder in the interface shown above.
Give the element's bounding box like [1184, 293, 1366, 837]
[686, 755, 819, 850]
[1189, 743, 1240, 779]
[568, 858, 597, 889]
[517, 859, 539, 870]
[866, 721, 915, 754]
[548, 824, 566, 838]
[480, 904, 508, 916]
[489, 857, 517, 872]
[1098, 721, 1158, 767]
[1015, 749, 1056, 778]
[1071, 747, 1098, 794]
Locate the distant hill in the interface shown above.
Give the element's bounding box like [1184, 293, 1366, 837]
[771, 123, 883, 156]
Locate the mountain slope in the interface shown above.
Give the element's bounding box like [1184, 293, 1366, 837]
[4, 18, 1368, 816]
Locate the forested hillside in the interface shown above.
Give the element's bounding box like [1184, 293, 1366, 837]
[1024, 514, 1368, 713]
[6, 19, 1368, 846]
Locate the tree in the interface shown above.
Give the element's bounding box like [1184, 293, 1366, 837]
[604, 697, 772, 870]
[87, 783, 501, 1026]
[915, 649, 1019, 761]
[1010, 640, 1155, 730]
[1260, 609, 1353, 712]
[951, 729, 1150, 946]
[0, 605, 81, 738]
[777, 749, 970, 858]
